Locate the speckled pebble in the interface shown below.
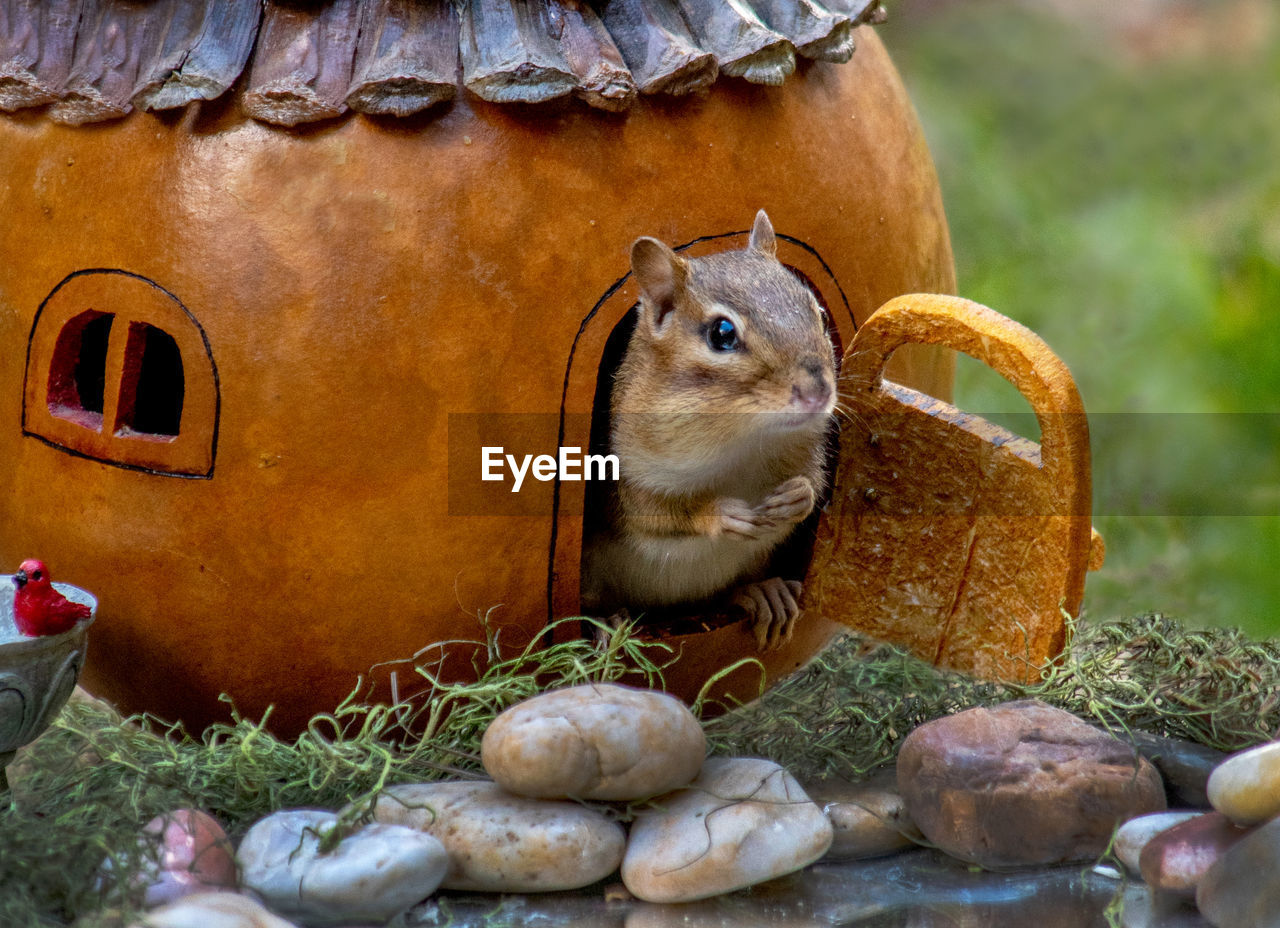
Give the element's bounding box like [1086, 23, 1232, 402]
[1113, 811, 1202, 875]
[369, 780, 626, 892]
[136, 891, 301, 928]
[1206, 740, 1280, 825]
[236, 809, 448, 927]
[622, 757, 833, 903]
[480, 683, 705, 800]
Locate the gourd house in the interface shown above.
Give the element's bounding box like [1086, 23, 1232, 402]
[0, 0, 959, 734]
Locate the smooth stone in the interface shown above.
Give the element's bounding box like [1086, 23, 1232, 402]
[622, 757, 833, 903]
[1206, 740, 1280, 825]
[480, 683, 705, 800]
[1139, 811, 1251, 896]
[1197, 815, 1280, 927]
[897, 699, 1167, 868]
[138, 809, 238, 907]
[1114, 811, 1202, 875]
[137, 891, 301, 928]
[369, 780, 626, 892]
[236, 809, 448, 927]
[1126, 730, 1226, 809]
[803, 775, 921, 860]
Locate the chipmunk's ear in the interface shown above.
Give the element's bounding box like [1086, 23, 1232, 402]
[631, 236, 687, 333]
[748, 209, 777, 258]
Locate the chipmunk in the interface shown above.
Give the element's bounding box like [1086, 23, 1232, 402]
[581, 210, 837, 650]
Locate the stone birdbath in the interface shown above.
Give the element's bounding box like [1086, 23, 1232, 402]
[0, 577, 96, 794]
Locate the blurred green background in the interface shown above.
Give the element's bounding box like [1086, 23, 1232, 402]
[878, 0, 1280, 635]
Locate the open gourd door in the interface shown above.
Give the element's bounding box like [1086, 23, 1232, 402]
[805, 294, 1103, 683]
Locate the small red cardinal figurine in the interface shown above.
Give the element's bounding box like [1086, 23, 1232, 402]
[12, 559, 90, 637]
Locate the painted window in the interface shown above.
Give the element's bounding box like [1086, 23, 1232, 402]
[23, 270, 218, 478]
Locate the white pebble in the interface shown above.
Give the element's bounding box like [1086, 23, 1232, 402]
[236, 809, 447, 927]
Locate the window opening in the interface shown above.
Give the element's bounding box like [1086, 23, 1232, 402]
[116, 323, 184, 438]
[47, 310, 114, 430]
[24, 268, 219, 478]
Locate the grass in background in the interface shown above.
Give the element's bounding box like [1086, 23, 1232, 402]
[879, 0, 1280, 634]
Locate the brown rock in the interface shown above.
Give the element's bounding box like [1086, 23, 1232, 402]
[1139, 811, 1251, 896]
[897, 700, 1166, 868]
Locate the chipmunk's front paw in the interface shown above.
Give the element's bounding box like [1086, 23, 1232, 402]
[717, 498, 775, 540]
[717, 477, 815, 540]
[760, 476, 817, 525]
[733, 577, 804, 651]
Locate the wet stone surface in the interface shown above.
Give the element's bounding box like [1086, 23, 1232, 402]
[402, 849, 1213, 928]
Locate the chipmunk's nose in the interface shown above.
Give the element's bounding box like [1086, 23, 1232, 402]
[791, 358, 832, 412]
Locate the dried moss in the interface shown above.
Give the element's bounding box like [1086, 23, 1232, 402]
[705, 613, 1280, 780]
[3, 613, 1279, 925]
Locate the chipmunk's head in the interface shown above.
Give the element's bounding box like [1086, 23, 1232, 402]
[621, 211, 836, 454]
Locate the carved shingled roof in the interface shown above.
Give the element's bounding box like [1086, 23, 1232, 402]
[0, 0, 883, 127]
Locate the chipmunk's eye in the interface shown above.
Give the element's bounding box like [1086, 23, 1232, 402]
[707, 317, 739, 352]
